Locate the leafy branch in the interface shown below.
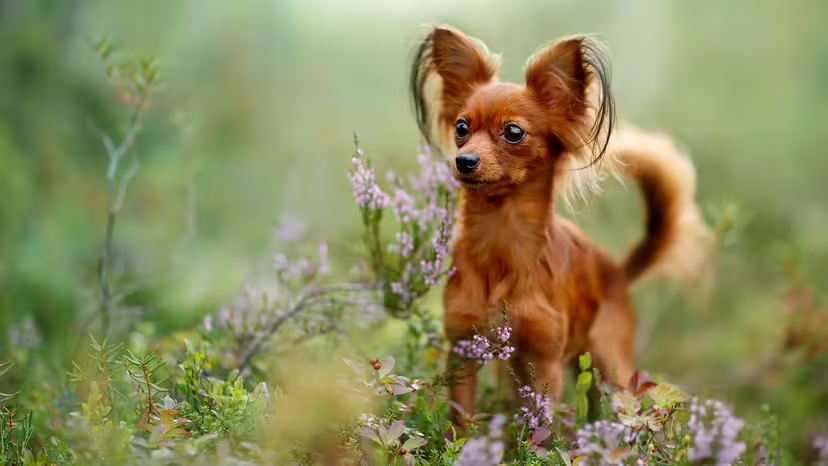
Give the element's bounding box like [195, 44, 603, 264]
[92, 35, 160, 339]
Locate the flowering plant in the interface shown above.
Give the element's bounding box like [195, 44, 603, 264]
[348, 138, 458, 318]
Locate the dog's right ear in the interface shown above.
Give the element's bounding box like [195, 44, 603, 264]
[410, 26, 499, 148]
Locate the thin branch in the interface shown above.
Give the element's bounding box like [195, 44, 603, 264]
[99, 108, 144, 339]
[258, 324, 344, 360]
[114, 157, 140, 212]
[236, 283, 378, 370]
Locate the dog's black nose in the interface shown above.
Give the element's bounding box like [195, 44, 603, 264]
[455, 153, 480, 175]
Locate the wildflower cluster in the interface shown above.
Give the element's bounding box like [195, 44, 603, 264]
[573, 375, 711, 465]
[348, 142, 457, 317]
[687, 397, 747, 465]
[515, 385, 554, 432]
[455, 415, 506, 466]
[350, 148, 390, 211]
[815, 435, 828, 466]
[452, 325, 515, 363]
[7, 318, 41, 351]
[575, 420, 633, 464]
[453, 310, 515, 364]
[198, 229, 381, 373]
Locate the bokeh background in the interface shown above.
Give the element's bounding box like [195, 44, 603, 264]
[2, 0, 827, 454]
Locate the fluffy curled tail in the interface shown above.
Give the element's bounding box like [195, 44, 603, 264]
[611, 127, 715, 284]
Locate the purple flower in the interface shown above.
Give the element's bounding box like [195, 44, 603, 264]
[455, 414, 506, 466]
[203, 315, 213, 332]
[454, 335, 491, 360]
[272, 214, 309, 243]
[686, 397, 746, 465]
[317, 242, 331, 276]
[515, 385, 553, 431]
[815, 435, 828, 465]
[8, 318, 40, 351]
[351, 143, 458, 313]
[388, 232, 414, 257]
[453, 325, 514, 363]
[273, 242, 330, 283]
[349, 151, 389, 210]
[575, 420, 632, 465]
[390, 187, 416, 223]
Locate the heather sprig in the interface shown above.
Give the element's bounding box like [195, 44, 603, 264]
[455, 414, 507, 466]
[815, 435, 828, 466]
[197, 229, 381, 373]
[686, 397, 747, 465]
[453, 311, 515, 365]
[515, 385, 554, 433]
[349, 140, 457, 318]
[575, 420, 633, 464]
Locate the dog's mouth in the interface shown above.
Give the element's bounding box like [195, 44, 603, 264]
[456, 176, 487, 187]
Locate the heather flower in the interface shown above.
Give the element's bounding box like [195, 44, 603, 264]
[409, 146, 459, 194]
[390, 187, 416, 223]
[815, 435, 828, 465]
[349, 149, 389, 211]
[453, 323, 515, 363]
[515, 385, 554, 431]
[272, 214, 309, 243]
[575, 420, 633, 465]
[388, 231, 414, 257]
[454, 335, 491, 361]
[317, 242, 331, 276]
[686, 397, 746, 465]
[350, 142, 457, 315]
[203, 315, 213, 332]
[455, 414, 506, 466]
[8, 318, 41, 351]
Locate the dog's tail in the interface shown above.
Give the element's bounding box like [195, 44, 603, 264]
[611, 127, 715, 284]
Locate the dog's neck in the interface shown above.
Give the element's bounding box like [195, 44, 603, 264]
[457, 168, 557, 273]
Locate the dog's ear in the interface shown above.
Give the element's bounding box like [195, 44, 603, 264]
[525, 36, 615, 162]
[410, 26, 499, 148]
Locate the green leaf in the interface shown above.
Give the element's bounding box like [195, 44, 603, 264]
[612, 391, 641, 415]
[649, 383, 689, 410]
[0, 361, 13, 380]
[555, 447, 573, 466]
[344, 359, 366, 381]
[0, 389, 21, 399]
[579, 353, 592, 371]
[377, 356, 395, 379]
[402, 436, 428, 451]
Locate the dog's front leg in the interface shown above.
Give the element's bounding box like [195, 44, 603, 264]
[446, 350, 477, 435]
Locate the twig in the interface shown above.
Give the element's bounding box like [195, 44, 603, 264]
[236, 283, 378, 370]
[99, 109, 144, 339]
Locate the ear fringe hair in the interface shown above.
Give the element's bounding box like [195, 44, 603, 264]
[409, 27, 438, 148]
[552, 35, 619, 210]
[408, 25, 500, 153]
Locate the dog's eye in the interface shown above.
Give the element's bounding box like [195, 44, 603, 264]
[503, 124, 525, 144]
[455, 120, 469, 140]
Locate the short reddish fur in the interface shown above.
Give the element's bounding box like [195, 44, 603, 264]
[409, 25, 712, 431]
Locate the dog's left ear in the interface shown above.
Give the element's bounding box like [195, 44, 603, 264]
[525, 36, 615, 161]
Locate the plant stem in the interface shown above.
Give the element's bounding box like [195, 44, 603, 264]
[236, 283, 378, 370]
[98, 109, 143, 339]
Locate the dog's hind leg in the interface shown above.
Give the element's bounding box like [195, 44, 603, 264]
[587, 287, 636, 390]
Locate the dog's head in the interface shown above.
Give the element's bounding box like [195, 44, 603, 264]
[410, 26, 615, 196]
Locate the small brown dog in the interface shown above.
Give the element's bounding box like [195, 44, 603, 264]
[409, 26, 713, 429]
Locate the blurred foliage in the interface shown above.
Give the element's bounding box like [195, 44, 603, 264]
[1, 0, 827, 461]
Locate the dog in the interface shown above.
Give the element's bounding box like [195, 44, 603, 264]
[408, 25, 713, 430]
